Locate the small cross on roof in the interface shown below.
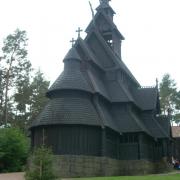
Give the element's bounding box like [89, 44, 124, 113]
[70, 38, 76, 47]
[76, 27, 83, 38]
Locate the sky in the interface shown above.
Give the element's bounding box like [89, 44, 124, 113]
[0, 0, 180, 88]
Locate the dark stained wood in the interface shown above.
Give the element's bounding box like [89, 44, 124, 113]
[30, 0, 172, 164]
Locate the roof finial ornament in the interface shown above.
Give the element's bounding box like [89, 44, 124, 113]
[156, 78, 159, 88]
[76, 27, 83, 38]
[89, 1, 95, 26]
[70, 38, 76, 47]
[89, 1, 95, 19]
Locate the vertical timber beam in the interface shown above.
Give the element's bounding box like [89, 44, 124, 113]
[138, 133, 143, 160]
[162, 139, 167, 157]
[101, 128, 106, 156]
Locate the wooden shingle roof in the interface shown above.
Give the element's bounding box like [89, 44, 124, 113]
[31, 2, 171, 139]
[133, 87, 158, 110]
[31, 96, 102, 128]
[47, 48, 93, 96]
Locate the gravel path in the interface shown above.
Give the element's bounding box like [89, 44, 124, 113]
[0, 172, 25, 180]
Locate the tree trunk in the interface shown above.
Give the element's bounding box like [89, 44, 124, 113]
[4, 58, 13, 126]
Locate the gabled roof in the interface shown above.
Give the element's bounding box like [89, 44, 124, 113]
[112, 105, 151, 135]
[142, 113, 170, 138]
[105, 80, 134, 102]
[76, 38, 104, 70]
[85, 29, 139, 85]
[86, 11, 124, 40]
[157, 115, 171, 137]
[87, 69, 110, 100]
[133, 87, 158, 110]
[93, 98, 119, 132]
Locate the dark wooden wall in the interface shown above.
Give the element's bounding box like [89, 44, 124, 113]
[173, 138, 180, 160]
[32, 125, 101, 156]
[31, 125, 169, 161]
[105, 129, 139, 160]
[139, 133, 169, 161]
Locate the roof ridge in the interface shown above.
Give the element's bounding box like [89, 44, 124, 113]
[86, 30, 139, 85]
[86, 69, 110, 100]
[117, 79, 134, 102]
[76, 39, 105, 71]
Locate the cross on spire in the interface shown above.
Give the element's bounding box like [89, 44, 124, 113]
[70, 38, 76, 47]
[76, 27, 83, 38]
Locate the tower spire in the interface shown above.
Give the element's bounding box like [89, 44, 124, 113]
[99, 0, 111, 5]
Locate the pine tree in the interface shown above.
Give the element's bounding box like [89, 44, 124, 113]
[28, 69, 50, 126]
[0, 29, 32, 126]
[25, 146, 56, 180]
[159, 73, 180, 124]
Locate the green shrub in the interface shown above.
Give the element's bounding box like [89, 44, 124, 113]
[0, 127, 29, 172]
[25, 146, 56, 180]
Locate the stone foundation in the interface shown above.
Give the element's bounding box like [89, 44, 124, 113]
[52, 155, 172, 178]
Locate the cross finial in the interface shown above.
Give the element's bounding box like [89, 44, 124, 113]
[70, 38, 76, 47]
[76, 27, 83, 38]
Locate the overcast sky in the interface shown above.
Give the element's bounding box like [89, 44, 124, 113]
[0, 0, 180, 88]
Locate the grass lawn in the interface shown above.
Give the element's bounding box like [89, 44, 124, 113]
[67, 173, 180, 180]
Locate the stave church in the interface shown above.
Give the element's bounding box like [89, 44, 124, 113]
[30, 0, 172, 177]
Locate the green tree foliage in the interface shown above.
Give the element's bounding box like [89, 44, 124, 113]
[28, 69, 50, 126]
[0, 29, 32, 126]
[13, 69, 49, 130]
[25, 146, 56, 180]
[0, 127, 29, 172]
[159, 73, 180, 124]
[0, 29, 50, 130]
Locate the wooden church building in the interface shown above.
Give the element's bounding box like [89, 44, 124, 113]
[30, 0, 172, 177]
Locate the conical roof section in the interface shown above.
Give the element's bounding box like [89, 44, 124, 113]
[47, 48, 93, 96]
[63, 47, 81, 62]
[31, 96, 102, 128]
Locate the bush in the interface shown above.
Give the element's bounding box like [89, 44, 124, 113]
[25, 146, 56, 180]
[0, 127, 29, 172]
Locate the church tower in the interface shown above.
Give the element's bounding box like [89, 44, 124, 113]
[86, 0, 124, 57]
[30, 0, 171, 178]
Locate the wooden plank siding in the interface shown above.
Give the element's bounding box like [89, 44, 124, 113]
[33, 125, 101, 156]
[32, 126, 166, 161]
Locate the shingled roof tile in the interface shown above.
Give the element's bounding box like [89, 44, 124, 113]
[133, 87, 158, 110]
[47, 48, 93, 96]
[31, 97, 102, 128]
